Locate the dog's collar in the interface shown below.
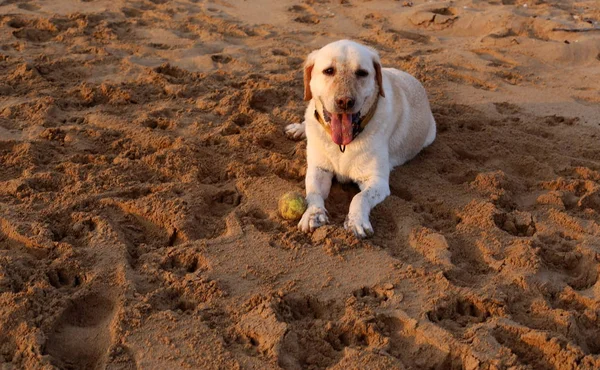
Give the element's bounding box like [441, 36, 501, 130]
[313, 94, 380, 153]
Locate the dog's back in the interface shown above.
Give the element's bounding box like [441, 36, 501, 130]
[383, 68, 436, 167]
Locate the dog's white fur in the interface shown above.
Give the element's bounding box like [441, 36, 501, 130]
[286, 40, 436, 238]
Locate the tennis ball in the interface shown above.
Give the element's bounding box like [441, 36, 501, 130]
[278, 192, 307, 221]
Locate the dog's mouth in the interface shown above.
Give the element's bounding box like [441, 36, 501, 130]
[322, 107, 361, 148]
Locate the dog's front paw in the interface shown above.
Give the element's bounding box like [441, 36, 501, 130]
[344, 214, 374, 238]
[298, 206, 328, 233]
[284, 123, 306, 140]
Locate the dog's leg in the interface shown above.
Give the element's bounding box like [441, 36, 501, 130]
[298, 166, 332, 232]
[345, 178, 390, 238]
[285, 121, 306, 140]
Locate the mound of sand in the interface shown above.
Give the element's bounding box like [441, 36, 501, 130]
[1, 0, 599, 369]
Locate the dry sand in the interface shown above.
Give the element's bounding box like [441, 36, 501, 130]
[1, 0, 600, 369]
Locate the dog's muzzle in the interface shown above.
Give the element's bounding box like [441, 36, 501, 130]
[314, 95, 380, 153]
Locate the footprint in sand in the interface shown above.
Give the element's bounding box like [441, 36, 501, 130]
[374, 314, 455, 369]
[288, 4, 320, 24]
[101, 205, 170, 267]
[494, 102, 521, 115]
[493, 210, 536, 237]
[45, 294, 117, 370]
[492, 325, 555, 369]
[535, 233, 598, 291]
[409, 7, 458, 28]
[13, 27, 56, 42]
[427, 296, 493, 337]
[17, 3, 41, 11]
[46, 266, 83, 289]
[443, 235, 493, 287]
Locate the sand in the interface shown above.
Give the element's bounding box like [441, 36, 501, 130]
[1, 0, 600, 369]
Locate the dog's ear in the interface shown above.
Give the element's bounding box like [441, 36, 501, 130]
[369, 48, 385, 98]
[303, 50, 317, 101]
[373, 59, 385, 98]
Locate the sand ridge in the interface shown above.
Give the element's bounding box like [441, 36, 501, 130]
[0, 0, 600, 369]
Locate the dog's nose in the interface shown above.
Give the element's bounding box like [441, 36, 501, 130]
[335, 97, 355, 111]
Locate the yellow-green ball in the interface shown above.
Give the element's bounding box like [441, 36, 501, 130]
[278, 192, 307, 221]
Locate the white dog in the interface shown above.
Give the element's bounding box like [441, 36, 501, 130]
[285, 40, 436, 238]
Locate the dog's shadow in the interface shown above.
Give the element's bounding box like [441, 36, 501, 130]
[325, 181, 360, 224]
[324, 180, 400, 241]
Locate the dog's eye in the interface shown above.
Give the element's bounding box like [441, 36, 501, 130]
[323, 67, 335, 76]
[356, 69, 368, 77]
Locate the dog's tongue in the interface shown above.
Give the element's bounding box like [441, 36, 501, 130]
[330, 113, 353, 146]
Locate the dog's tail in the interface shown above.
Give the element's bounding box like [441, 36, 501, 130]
[284, 122, 306, 140]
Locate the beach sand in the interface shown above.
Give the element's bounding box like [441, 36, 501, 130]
[1, 0, 600, 368]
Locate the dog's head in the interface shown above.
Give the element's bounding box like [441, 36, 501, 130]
[304, 40, 385, 146]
